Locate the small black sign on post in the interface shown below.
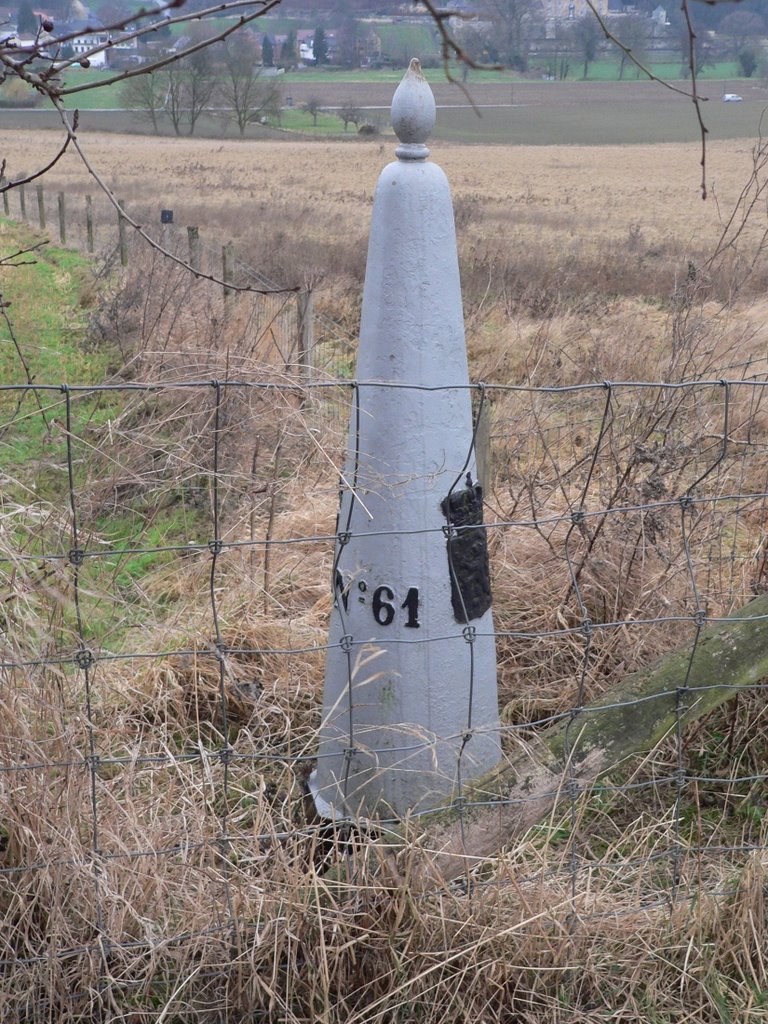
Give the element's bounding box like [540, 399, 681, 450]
[160, 209, 173, 249]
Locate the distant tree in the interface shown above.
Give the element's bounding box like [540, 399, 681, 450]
[262, 34, 274, 67]
[610, 15, 649, 80]
[220, 35, 282, 136]
[185, 44, 218, 134]
[719, 11, 765, 60]
[121, 72, 167, 133]
[303, 94, 322, 126]
[738, 47, 759, 78]
[545, 22, 572, 81]
[16, 0, 38, 35]
[570, 15, 601, 79]
[280, 29, 297, 66]
[338, 101, 362, 130]
[337, 15, 359, 68]
[313, 26, 328, 65]
[483, 0, 542, 71]
[161, 35, 217, 136]
[163, 64, 187, 135]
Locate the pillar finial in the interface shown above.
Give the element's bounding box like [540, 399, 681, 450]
[391, 57, 436, 161]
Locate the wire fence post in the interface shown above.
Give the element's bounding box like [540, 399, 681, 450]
[36, 184, 45, 230]
[474, 397, 492, 499]
[160, 208, 173, 250]
[117, 197, 128, 267]
[57, 192, 66, 246]
[297, 288, 313, 385]
[187, 225, 200, 271]
[18, 182, 26, 219]
[222, 242, 234, 311]
[86, 194, 94, 253]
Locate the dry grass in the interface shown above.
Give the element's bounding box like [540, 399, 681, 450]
[2, 129, 768, 1021]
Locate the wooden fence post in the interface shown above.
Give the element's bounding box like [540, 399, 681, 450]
[57, 192, 66, 245]
[36, 184, 46, 230]
[222, 242, 234, 308]
[297, 289, 314, 383]
[474, 399, 492, 499]
[160, 209, 173, 251]
[86, 195, 94, 253]
[187, 226, 200, 272]
[117, 198, 128, 267]
[19, 184, 26, 219]
[2, 183, 9, 216]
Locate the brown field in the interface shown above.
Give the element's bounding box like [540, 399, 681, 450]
[5, 124, 767, 374]
[2, 127, 766, 291]
[1, 126, 762, 237]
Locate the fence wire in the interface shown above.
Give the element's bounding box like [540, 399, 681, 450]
[0, 364, 767, 1020]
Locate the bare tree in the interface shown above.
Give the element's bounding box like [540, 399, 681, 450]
[184, 34, 219, 136]
[718, 9, 765, 59]
[609, 15, 649, 80]
[569, 14, 601, 80]
[220, 35, 283, 136]
[338, 101, 363, 131]
[302, 95, 323, 127]
[482, 0, 542, 71]
[121, 72, 167, 134]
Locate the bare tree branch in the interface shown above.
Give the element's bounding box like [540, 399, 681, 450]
[50, 99, 298, 296]
[58, 0, 283, 94]
[414, 0, 500, 112]
[0, 240, 48, 267]
[585, 0, 700, 101]
[681, 0, 709, 200]
[0, 119, 76, 192]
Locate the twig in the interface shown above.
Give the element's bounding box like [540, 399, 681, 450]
[414, 0, 502, 113]
[56, 0, 283, 94]
[49, 100, 298, 296]
[0, 241, 48, 267]
[585, 0, 702, 102]
[681, 0, 709, 200]
[0, 120, 76, 193]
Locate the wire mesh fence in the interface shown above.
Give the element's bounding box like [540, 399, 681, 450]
[1, 354, 767, 1019]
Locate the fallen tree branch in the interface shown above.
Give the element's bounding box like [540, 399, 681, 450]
[405, 592, 768, 885]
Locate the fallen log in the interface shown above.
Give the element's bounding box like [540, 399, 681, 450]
[406, 592, 768, 884]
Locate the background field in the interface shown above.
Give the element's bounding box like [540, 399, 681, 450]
[2, 126, 764, 282]
[3, 75, 765, 144]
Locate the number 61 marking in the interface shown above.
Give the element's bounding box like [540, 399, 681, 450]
[335, 573, 420, 629]
[373, 585, 420, 628]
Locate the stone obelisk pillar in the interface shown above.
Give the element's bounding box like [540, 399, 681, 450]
[311, 60, 501, 820]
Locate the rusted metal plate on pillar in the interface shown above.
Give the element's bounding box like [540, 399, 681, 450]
[311, 60, 501, 820]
